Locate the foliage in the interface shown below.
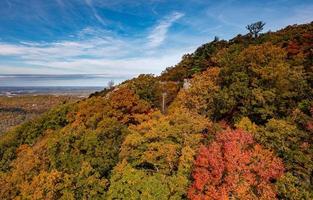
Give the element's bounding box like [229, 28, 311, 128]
[0, 86, 151, 199]
[126, 74, 181, 111]
[160, 39, 227, 82]
[128, 74, 161, 107]
[107, 87, 152, 125]
[107, 161, 172, 200]
[1, 163, 108, 200]
[255, 119, 313, 199]
[71, 87, 152, 127]
[171, 67, 220, 118]
[48, 117, 129, 177]
[0, 119, 118, 200]
[108, 108, 211, 199]
[235, 117, 258, 134]
[188, 129, 284, 200]
[0, 103, 71, 172]
[213, 42, 310, 124]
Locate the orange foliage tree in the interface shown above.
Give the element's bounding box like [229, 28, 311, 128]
[188, 129, 284, 200]
[69, 87, 152, 127]
[171, 67, 220, 117]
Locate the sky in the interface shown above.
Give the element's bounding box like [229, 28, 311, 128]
[0, 0, 312, 86]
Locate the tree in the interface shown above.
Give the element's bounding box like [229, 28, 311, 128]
[108, 87, 152, 125]
[48, 116, 130, 177]
[127, 74, 161, 108]
[108, 108, 211, 199]
[246, 21, 266, 38]
[107, 161, 172, 200]
[213, 43, 309, 124]
[120, 108, 210, 174]
[18, 163, 108, 200]
[170, 67, 220, 118]
[188, 129, 284, 200]
[255, 119, 313, 199]
[0, 104, 70, 172]
[70, 87, 152, 127]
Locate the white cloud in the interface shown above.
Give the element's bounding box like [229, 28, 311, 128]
[0, 30, 130, 61]
[0, 65, 67, 74]
[0, 11, 207, 78]
[23, 52, 184, 76]
[0, 25, 197, 76]
[0, 50, 186, 76]
[0, 44, 26, 55]
[147, 12, 184, 48]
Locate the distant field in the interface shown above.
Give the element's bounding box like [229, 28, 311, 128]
[0, 95, 80, 134]
[0, 86, 103, 97]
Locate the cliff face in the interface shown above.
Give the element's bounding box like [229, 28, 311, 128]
[0, 22, 312, 199]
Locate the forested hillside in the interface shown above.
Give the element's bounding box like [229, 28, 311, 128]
[0, 22, 312, 199]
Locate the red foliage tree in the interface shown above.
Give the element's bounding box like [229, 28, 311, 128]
[188, 129, 284, 200]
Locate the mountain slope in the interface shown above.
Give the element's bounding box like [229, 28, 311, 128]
[0, 22, 312, 199]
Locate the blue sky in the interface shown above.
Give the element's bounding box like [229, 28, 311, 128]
[0, 0, 312, 79]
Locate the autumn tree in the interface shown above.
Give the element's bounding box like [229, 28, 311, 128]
[70, 87, 152, 127]
[0, 137, 52, 200]
[0, 87, 150, 199]
[188, 129, 284, 200]
[108, 87, 152, 125]
[127, 74, 161, 107]
[170, 67, 220, 118]
[236, 116, 313, 199]
[48, 118, 129, 177]
[108, 108, 211, 199]
[107, 161, 173, 200]
[160, 54, 195, 82]
[213, 43, 310, 124]
[0, 104, 70, 172]
[17, 162, 108, 200]
[255, 119, 313, 199]
[160, 40, 227, 82]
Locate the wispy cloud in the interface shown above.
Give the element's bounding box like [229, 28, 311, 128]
[0, 28, 129, 60]
[0, 25, 195, 76]
[85, 0, 106, 26]
[147, 12, 184, 48]
[0, 6, 203, 77]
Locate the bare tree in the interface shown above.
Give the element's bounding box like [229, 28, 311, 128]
[246, 21, 265, 38]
